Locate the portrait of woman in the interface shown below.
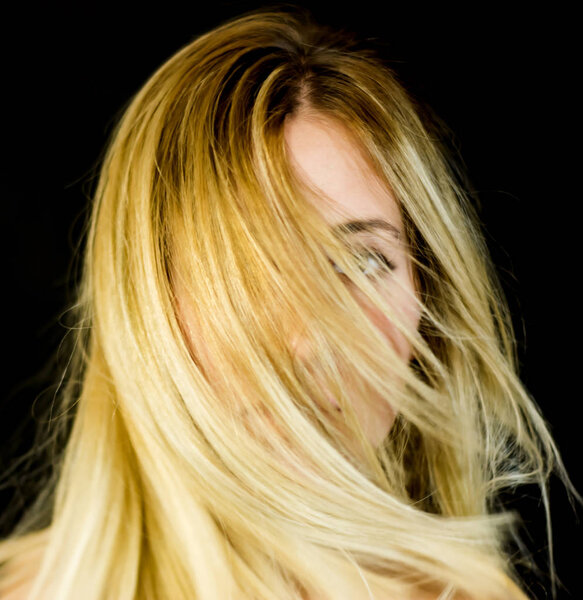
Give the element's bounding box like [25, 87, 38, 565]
[1, 4, 580, 599]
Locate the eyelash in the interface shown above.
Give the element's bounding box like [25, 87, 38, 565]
[330, 247, 396, 278]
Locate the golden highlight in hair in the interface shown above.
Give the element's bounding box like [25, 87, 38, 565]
[1, 6, 580, 600]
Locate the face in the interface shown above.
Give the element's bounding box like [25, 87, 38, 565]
[283, 112, 421, 447]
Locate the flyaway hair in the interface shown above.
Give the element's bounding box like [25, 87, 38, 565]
[1, 6, 580, 600]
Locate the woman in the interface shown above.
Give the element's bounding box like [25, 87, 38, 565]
[0, 6, 579, 599]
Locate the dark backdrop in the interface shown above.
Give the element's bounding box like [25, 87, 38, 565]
[2, 3, 580, 598]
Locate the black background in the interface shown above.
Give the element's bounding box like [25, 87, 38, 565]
[2, 2, 580, 598]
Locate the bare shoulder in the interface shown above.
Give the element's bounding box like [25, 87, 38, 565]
[0, 553, 42, 599]
[0, 578, 34, 600]
[0, 529, 49, 600]
[0, 559, 37, 600]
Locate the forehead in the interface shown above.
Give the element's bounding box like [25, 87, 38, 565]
[283, 113, 403, 230]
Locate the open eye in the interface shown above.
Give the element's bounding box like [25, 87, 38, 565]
[330, 248, 395, 278]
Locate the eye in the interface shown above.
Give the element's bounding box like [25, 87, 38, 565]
[330, 248, 395, 278]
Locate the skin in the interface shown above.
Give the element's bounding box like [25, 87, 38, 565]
[283, 111, 421, 448]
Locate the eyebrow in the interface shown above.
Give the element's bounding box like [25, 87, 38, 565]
[331, 219, 401, 240]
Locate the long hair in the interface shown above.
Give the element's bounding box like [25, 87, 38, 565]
[1, 6, 579, 599]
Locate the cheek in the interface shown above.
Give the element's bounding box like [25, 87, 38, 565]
[356, 281, 420, 362]
[373, 309, 414, 361]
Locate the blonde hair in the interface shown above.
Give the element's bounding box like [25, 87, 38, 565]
[1, 6, 580, 599]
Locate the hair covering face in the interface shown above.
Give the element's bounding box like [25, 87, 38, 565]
[0, 7, 580, 600]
